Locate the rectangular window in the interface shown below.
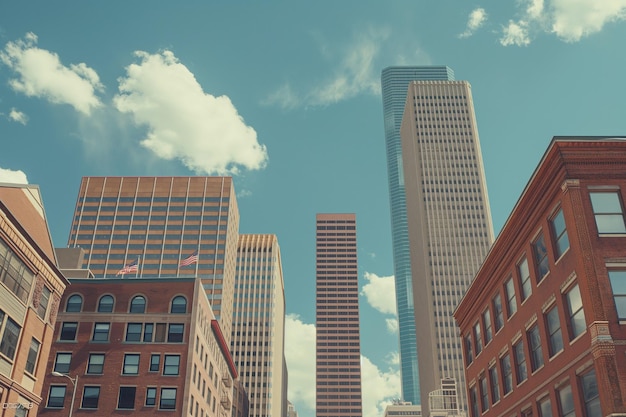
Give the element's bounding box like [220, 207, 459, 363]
[118, 386, 136, 410]
[479, 376, 489, 412]
[0, 317, 21, 359]
[581, 370, 601, 417]
[501, 354, 513, 395]
[528, 325, 544, 371]
[144, 323, 154, 342]
[146, 387, 157, 406]
[546, 306, 564, 356]
[54, 352, 72, 374]
[538, 397, 553, 417]
[483, 309, 493, 344]
[493, 294, 504, 332]
[533, 234, 549, 281]
[465, 335, 473, 365]
[150, 354, 160, 372]
[164, 354, 180, 375]
[87, 353, 105, 374]
[518, 257, 532, 301]
[473, 322, 483, 355]
[565, 284, 586, 339]
[608, 270, 626, 320]
[25, 338, 41, 374]
[37, 286, 51, 319]
[590, 191, 626, 234]
[126, 323, 142, 342]
[92, 323, 110, 342]
[167, 323, 184, 342]
[505, 277, 517, 317]
[514, 340, 528, 384]
[123, 354, 140, 375]
[551, 208, 569, 258]
[47, 385, 66, 408]
[0, 241, 34, 303]
[60, 322, 78, 341]
[489, 366, 500, 404]
[160, 387, 177, 410]
[558, 384, 575, 417]
[82, 386, 100, 409]
[469, 386, 479, 417]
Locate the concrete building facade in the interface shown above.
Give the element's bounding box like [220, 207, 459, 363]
[455, 137, 626, 417]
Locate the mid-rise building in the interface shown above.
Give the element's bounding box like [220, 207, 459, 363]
[0, 183, 69, 417]
[400, 78, 495, 414]
[455, 137, 626, 417]
[232, 234, 286, 417]
[315, 213, 363, 417]
[384, 400, 422, 417]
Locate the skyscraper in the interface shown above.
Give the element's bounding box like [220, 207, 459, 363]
[400, 79, 494, 413]
[381, 66, 455, 405]
[315, 213, 363, 417]
[232, 234, 286, 417]
[68, 176, 239, 341]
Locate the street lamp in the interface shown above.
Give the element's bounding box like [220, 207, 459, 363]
[51, 372, 78, 417]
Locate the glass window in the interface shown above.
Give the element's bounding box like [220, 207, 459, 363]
[465, 334, 473, 365]
[558, 384, 575, 417]
[528, 325, 544, 371]
[167, 323, 184, 343]
[552, 209, 569, 258]
[608, 270, 626, 320]
[473, 322, 483, 355]
[60, 322, 78, 341]
[171, 296, 187, 313]
[150, 354, 160, 372]
[66, 294, 83, 312]
[489, 366, 500, 404]
[518, 257, 532, 300]
[581, 369, 601, 417]
[0, 241, 34, 303]
[130, 296, 146, 313]
[25, 338, 40, 374]
[54, 352, 72, 374]
[493, 293, 504, 332]
[118, 386, 136, 409]
[144, 323, 154, 342]
[164, 354, 180, 375]
[97, 295, 114, 312]
[146, 387, 157, 406]
[81, 386, 100, 409]
[0, 317, 21, 359]
[47, 386, 66, 408]
[505, 277, 517, 317]
[546, 306, 564, 356]
[538, 397, 553, 417]
[92, 323, 110, 342]
[565, 284, 586, 339]
[87, 353, 105, 374]
[37, 286, 51, 319]
[123, 354, 140, 374]
[126, 323, 142, 342]
[533, 234, 549, 281]
[469, 386, 479, 417]
[483, 309, 493, 344]
[514, 340, 527, 384]
[480, 376, 489, 412]
[160, 388, 177, 410]
[501, 354, 513, 395]
[590, 191, 626, 234]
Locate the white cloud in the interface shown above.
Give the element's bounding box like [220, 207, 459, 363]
[0, 32, 103, 115]
[361, 355, 401, 417]
[8, 108, 28, 125]
[386, 318, 399, 334]
[527, 0, 545, 20]
[459, 8, 488, 38]
[114, 50, 268, 175]
[551, 0, 626, 42]
[261, 83, 301, 110]
[361, 272, 397, 315]
[0, 167, 28, 184]
[500, 20, 531, 46]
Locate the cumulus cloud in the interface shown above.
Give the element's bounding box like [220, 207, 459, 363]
[386, 318, 399, 334]
[0, 32, 103, 115]
[361, 272, 397, 315]
[0, 167, 28, 184]
[500, 20, 532, 46]
[459, 8, 488, 38]
[361, 355, 401, 417]
[114, 50, 268, 175]
[7, 108, 28, 125]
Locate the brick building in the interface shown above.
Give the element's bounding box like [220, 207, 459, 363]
[454, 137, 626, 417]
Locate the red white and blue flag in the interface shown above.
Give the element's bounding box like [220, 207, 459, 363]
[116, 259, 139, 276]
[179, 251, 198, 267]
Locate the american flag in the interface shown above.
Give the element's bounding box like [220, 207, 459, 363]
[116, 259, 139, 276]
[179, 251, 198, 267]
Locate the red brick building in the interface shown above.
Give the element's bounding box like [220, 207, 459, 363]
[39, 277, 237, 417]
[455, 137, 626, 417]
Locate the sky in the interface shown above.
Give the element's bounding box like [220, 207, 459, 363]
[2, 1, 626, 416]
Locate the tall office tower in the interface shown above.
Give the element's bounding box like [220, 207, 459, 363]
[400, 79, 494, 414]
[231, 234, 286, 417]
[381, 66, 455, 405]
[315, 213, 363, 417]
[67, 176, 239, 341]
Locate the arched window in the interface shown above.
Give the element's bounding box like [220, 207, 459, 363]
[97, 295, 114, 313]
[66, 294, 83, 312]
[130, 295, 146, 313]
[171, 296, 187, 314]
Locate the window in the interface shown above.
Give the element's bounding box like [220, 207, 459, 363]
[87, 353, 105, 374]
[92, 323, 110, 342]
[590, 191, 626, 234]
[0, 316, 21, 359]
[551, 208, 569, 258]
[538, 397, 553, 417]
[168, 323, 184, 342]
[150, 354, 160, 372]
[465, 334, 473, 365]
[54, 352, 72, 374]
[505, 277, 517, 317]
[473, 322, 483, 355]
[480, 376, 489, 412]
[47, 386, 66, 408]
[489, 366, 500, 404]
[514, 340, 527, 384]
[97, 295, 114, 312]
[581, 369, 601, 417]
[81, 386, 100, 409]
[0, 240, 35, 303]
[469, 386, 479, 417]
[126, 323, 142, 342]
[25, 338, 40, 374]
[118, 386, 136, 409]
[123, 354, 140, 374]
[608, 270, 626, 320]
[546, 306, 563, 356]
[558, 384, 575, 417]
[171, 296, 187, 313]
[493, 293, 504, 332]
[66, 294, 83, 312]
[37, 285, 51, 319]
[144, 323, 154, 342]
[518, 257, 532, 300]
[501, 354, 513, 395]
[60, 322, 78, 341]
[565, 284, 586, 339]
[160, 387, 177, 410]
[146, 387, 157, 406]
[528, 325, 544, 371]
[14, 404, 28, 417]
[164, 354, 180, 375]
[483, 309, 493, 344]
[533, 234, 549, 281]
[130, 295, 146, 313]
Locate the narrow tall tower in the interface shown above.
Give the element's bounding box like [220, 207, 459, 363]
[400, 80, 494, 413]
[232, 234, 286, 417]
[381, 66, 455, 405]
[315, 213, 363, 417]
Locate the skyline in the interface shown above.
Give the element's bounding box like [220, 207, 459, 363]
[2, 2, 626, 417]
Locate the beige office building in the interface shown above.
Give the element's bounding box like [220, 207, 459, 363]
[400, 81, 494, 414]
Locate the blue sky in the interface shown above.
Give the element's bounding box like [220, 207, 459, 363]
[2, 1, 626, 416]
